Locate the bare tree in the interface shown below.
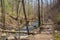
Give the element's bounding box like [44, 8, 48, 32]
[22, 0, 29, 35]
[16, 0, 21, 20]
[1, 0, 5, 29]
[38, 0, 40, 27]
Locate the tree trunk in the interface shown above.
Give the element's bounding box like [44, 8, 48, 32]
[22, 0, 29, 35]
[38, 0, 40, 27]
[1, 0, 5, 30]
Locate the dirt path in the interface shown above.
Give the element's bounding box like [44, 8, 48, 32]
[27, 19, 54, 40]
[28, 34, 53, 40]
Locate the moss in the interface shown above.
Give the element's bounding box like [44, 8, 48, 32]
[56, 13, 60, 22]
[54, 32, 60, 40]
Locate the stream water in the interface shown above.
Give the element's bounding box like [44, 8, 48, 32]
[0, 20, 39, 39]
[20, 20, 38, 31]
[15, 20, 39, 38]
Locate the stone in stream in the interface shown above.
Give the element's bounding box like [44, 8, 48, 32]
[7, 35, 15, 40]
[1, 33, 7, 40]
[34, 26, 37, 29]
[6, 38, 8, 40]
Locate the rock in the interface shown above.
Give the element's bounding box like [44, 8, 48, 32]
[7, 35, 15, 40]
[1, 33, 7, 36]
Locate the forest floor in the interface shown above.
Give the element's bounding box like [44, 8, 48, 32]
[21, 23, 54, 40]
[27, 33, 53, 40]
[23, 19, 54, 40]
